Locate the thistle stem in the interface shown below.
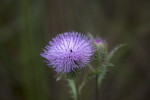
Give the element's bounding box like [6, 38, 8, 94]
[67, 79, 79, 100]
[98, 65, 107, 89]
[96, 51, 101, 100]
[96, 74, 99, 100]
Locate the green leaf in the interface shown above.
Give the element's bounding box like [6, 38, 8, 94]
[97, 44, 126, 89]
[87, 33, 94, 39]
[87, 64, 95, 72]
[97, 64, 108, 88]
[88, 70, 104, 78]
[105, 63, 114, 67]
[78, 69, 104, 93]
[106, 44, 126, 62]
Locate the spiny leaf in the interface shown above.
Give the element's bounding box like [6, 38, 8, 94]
[78, 69, 104, 92]
[104, 63, 114, 67]
[87, 70, 104, 78]
[87, 33, 94, 39]
[106, 44, 126, 62]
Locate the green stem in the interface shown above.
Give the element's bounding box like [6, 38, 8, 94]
[97, 65, 107, 89]
[97, 44, 108, 89]
[67, 79, 79, 100]
[96, 51, 101, 100]
[96, 51, 101, 70]
[95, 74, 99, 100]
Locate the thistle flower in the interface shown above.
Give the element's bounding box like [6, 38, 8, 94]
[41, 32, 95, 75]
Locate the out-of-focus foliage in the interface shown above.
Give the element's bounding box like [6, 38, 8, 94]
[0, 0, 150, 100]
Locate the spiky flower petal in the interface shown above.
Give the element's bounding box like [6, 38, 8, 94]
[41, 32, 95, 74]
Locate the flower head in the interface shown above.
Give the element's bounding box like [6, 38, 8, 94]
[41, 32, 95, 75]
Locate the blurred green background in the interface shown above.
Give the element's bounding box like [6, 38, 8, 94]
[0, 0, 150, 100]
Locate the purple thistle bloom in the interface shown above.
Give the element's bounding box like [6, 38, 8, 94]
[41, 32, 95, 74]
